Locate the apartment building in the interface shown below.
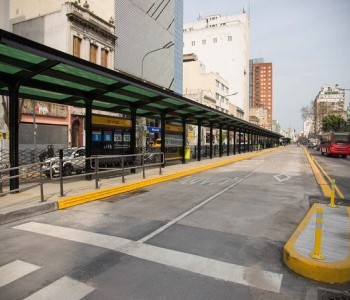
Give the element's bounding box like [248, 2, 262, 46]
[9, 1, 116, 148]
[183, 13, 250, 120]
[249, 58, 273, 129]
[314, 85, 346, 133]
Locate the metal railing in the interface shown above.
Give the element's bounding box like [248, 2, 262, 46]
[46, 152, 164, 197]
[0, 161, 45, 202]
[0, 152, 164, 200]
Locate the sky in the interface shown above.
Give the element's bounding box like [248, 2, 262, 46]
[183, 0, 350, 132]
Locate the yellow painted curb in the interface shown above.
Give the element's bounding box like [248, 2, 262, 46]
[284, 147, 350, 283]
[283, 204, 350, 283]
[58, 148, 277, 209]
[303, 147, 332, 197]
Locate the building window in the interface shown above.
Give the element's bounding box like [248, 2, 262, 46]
[228, 36, 232, 41]
[202, 39, 206, 45]
[191, 41, 195, 46]
[215, 93, 220, 100]
[90, 44, 98, 63]
[213, 37, 217, 43]
[101, 49, 108, 67]
[216, 80, 219, 88]
[73, 36, 81, 58]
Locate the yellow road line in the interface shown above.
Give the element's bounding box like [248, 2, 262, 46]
[312, 157, 344, 199]
[283, 148, 350, 283]
[303, 147, 332, 197]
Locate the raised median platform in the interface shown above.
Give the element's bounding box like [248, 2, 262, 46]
[283, 148, 350, 283]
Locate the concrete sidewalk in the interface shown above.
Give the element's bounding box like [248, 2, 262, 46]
[0, 149, 275, 225]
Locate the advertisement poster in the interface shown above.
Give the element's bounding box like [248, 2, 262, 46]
[92, 131, 102, 142]
[114, 132, 122, 142]
[123, 132, 130, 142]
[103, 131, 113, 142]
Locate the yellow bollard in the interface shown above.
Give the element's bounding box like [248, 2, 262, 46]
[310, 207, 325, 260]
[329, 179, 336, 207]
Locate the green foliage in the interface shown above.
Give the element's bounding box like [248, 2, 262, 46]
[322, 115, 350, 132]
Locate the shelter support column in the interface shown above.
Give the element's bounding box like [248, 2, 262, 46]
[233, 128, 236, 155]
[209, 122, 213, 159]
[238, 130, 242, 154]
[197, 120, 202, 161]
[226, 128, 230, 156]
[130, 106, 137, 154]
[219, 125, 223, 157]
[84, 98, 92, 178]
[181, 116, 186, 164]
[8, 82, 20, 191]
[161, 112, 166, 166]
[248, 132, 251, 152]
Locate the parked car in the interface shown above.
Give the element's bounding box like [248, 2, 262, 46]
[42, 147, 85, 177]
[307, 138, 319, 149]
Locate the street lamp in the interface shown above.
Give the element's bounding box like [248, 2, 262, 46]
[221, 92, 238, 112]
[225, 92, 238, 97]
[141, 41, 174, 79]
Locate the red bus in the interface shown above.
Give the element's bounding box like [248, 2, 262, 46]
[320, 132, 350, 158]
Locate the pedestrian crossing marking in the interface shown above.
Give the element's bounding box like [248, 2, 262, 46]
[0, 260, 40, 288]
[24, 276, 95, 300]
[14, 222, 283, 293]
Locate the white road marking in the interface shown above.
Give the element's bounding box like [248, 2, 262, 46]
[24, 276, 95, 300]
[178, 176, 238, 186]
[14, 222, 131, 250]
[140, 163, 266, 243]
[14, 222, 283, 293]
[0, 260, 40, 288]
[273, 173, 292, 183]
[129, 243, 283, 293]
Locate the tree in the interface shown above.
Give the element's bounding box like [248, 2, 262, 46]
[322, 115, 349, 132]
[300, 101, 314, 122]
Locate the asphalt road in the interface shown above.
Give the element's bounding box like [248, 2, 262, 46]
[308, 148, 350, 199]
[1, 146, 349, 299]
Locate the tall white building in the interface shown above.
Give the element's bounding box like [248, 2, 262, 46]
[115, 0, 183, 94]
[183, 13, 250, 120]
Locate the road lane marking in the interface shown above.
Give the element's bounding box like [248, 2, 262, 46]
[139, 162, 266, 244]
[273, 174, 291, 183]
[313, 156, 344, 198]
[14, 222, 283, 293]
[0, 260, 40, 288]
[178, 176, 238, 186]
[24, 276, 95, 300]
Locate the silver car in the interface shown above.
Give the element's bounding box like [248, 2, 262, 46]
[42, 147, 85, 177]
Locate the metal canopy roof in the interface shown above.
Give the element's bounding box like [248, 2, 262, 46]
[0, 29, 281, 138]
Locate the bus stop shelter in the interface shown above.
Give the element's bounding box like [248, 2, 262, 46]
[0, 29, 282, 190]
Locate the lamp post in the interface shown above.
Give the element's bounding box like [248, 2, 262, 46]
[141, 41, 174, 79]
[222, 92, 238, 112]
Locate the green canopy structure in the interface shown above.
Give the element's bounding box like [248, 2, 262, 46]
[0, 29, 281, 190]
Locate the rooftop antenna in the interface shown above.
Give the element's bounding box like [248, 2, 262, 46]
[197, 12, 203, 21]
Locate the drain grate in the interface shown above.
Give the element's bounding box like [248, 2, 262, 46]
[318, 288, 350, 300]
[309, 195, 350, 207]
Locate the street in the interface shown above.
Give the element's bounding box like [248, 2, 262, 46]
[308, 148, 350, 199]
[1, 146, 349, 299]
